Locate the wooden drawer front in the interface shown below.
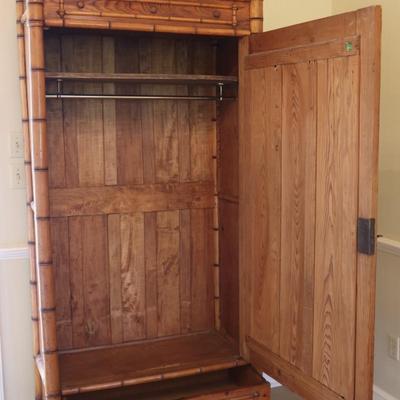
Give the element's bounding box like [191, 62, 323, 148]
[44, 0, 251, 36]
[64, 366, 270, 399]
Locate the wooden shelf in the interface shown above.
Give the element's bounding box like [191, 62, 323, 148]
[45, 72, 238, 85]
[64, 366, 268, 400]
[60, 332, 244, 396]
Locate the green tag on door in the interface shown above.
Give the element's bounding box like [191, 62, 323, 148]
[345, 41, 353, 52]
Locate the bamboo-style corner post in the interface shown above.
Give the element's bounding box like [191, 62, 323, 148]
[15, 1, 43, 399]
[23, 1, 61, 399]
[250, 0, 264, 33]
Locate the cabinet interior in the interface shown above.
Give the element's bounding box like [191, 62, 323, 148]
[44, 28, 241, 394]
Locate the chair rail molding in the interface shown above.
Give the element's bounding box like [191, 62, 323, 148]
[377, 237, 400, 257]
[0, 247, 29, 261]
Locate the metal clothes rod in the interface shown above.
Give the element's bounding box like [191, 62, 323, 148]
[45, 93, 235, 101]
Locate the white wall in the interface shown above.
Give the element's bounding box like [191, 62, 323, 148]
[0, 0, 35, 399]
[0, 260, 34, 400]
[374, 247, 400, 400]
[264, 0, 332, 31]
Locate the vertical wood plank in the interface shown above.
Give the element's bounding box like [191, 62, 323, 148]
[121, 213, 146, 341]
[144, 212, 158, 338]
[219, 101, 239, 198]
[190, 41, 215, 182]
[51, 217, 72, 350]
[239, 36, 251, 359]
[139, 38, 156, 185]
[102, 36, 118, 186]
[60, 36, 79, 188]
[156, 211, 181, 336]
[179, 209, 192, 333]
[190, 209, 214, 332]
[246, 67, 282, 355]
[115, 38, 144, 186]
[82, 216, 111, 346]
[176, 39, 191, 183]
[108, 214, 123, 344]
[280, 62, 317, 374]
[45, 35, 66, 189]
[76, 97, 105, 187]
[75, 35, 104, 187]
[47, 99, 66, 188]
[355, 8, 381, 400]
[69, 217, 85, 348]
[312, 56, 359, 399]
[61, 35, 105, 188]
[152, 38, 179, 183]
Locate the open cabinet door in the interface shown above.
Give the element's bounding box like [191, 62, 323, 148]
[239, 7, 381, 400]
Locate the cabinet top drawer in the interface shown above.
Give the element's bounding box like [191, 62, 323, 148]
[44, 0, 253, 36]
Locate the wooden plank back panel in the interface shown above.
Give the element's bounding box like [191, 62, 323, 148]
[120, 213, 146, 341]
[239, 9, 379, 398]
[115, 38, 144, 186]
[156, 211, 181, 336]
[67, 216, 111, 349]
[45, 32, 218, 351]
[51, 217, 73, 350]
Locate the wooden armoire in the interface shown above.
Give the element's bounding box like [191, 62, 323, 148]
[16, 1, 381, 399]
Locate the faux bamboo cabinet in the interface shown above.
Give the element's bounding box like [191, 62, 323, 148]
[17, 1, 381, 400]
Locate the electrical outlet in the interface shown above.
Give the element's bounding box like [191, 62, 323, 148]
[9, 163, 26, 189]
[388, 335, 400, 361]
[9, 132, 24, 158]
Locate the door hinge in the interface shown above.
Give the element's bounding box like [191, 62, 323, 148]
[357, 218, 376, 255]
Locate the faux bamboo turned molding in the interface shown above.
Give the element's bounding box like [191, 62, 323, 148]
[44, 0, 252, 36]
[23, 0, 61, 399]
[250, 0, 263, 33]
[46, 21, 250, 37]
[15, 1, 43, 399]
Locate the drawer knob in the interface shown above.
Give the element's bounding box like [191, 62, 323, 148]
[149, 5, 158, 14]
[213, 10, 221, 19]
[76, 0, 85, 9]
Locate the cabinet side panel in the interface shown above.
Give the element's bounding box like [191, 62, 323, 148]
[218, 38, 240, 346]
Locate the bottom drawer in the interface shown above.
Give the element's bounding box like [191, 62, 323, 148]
[65, 365, 270, 399]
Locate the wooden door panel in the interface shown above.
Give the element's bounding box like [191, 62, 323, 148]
[240, 7, 381, 400]
[312, 56, 360, 399]
[246, 65, 282, 354]
[280, 61, 317, 376]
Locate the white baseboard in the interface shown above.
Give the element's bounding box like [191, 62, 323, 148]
[262, 373, 282, 389]
[0, 247, 29, 261]
[374, 385, 399, 400]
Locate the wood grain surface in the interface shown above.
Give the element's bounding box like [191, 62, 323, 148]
[240, 7, 380, 400]
[43, 0, 253, 36]
[59, 332, 243, 395]
[46, 32, 218, 351]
